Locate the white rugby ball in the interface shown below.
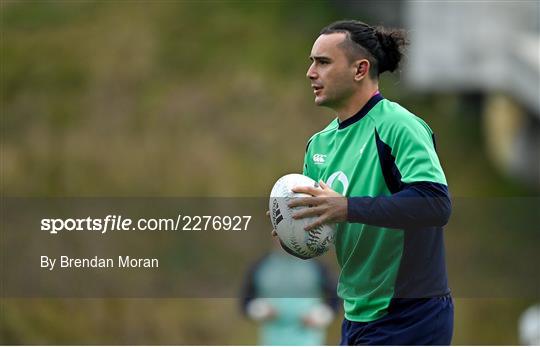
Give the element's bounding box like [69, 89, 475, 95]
[269, 174, 336, 259]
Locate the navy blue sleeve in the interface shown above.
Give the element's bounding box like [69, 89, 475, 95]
[347, 182, 451, 229]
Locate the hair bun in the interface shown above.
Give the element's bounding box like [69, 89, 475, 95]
[375, 27, 408, 73]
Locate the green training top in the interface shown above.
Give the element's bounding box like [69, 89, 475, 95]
[303, 94, 448, 322]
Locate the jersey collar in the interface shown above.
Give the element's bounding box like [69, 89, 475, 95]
[337, 92, 384, 130]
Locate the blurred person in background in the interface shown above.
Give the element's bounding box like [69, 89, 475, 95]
[285, 20, 453, 345]
[240, 237, 339, 345]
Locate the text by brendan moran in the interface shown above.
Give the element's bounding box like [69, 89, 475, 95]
[41, 256, 159, 271]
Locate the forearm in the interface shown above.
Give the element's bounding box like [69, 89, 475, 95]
[347, 182, 451, 229]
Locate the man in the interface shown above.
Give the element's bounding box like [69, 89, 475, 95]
[285, 20, 453, 345]
[240, 238, 339, 345]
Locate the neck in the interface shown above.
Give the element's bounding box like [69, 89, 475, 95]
[335, 84, 379, 122]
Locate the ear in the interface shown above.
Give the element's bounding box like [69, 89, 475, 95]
[354, 59, 370, 81]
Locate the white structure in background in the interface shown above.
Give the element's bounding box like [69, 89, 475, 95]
[404, 1, 540, 188]
[519, 304, 540, 346]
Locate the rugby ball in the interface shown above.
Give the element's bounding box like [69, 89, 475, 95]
[269, 174, 336, 259]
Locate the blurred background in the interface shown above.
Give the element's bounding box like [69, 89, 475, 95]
[1, 0, 539, 345]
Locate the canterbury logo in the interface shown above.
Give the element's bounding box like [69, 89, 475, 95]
[313, 154, 327, 164]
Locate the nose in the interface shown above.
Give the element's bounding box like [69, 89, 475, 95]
[306, 63, 317, 80]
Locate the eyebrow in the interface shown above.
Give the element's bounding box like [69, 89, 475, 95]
[309, 55, 332, 62]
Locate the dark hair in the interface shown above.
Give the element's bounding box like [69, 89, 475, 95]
[319, 20, 408, 77]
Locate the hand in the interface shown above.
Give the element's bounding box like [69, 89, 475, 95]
[301, 315, 320, 328]
[265, 210, 278, 237]
[246, 299, 277, 322]
[301, 304, 334, 328]
[288, 180, 348, 231]
[258, 306, 277, 321]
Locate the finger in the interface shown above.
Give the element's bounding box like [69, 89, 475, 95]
[271, 229, 278, 237]
[292, 206, 326, 219]
[319, 180, 336, 193]
[266, 210, 270, 216]
[291, 185, 321, 196]
[304, 215, 326, 231]
[288, 196, 319, 208]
